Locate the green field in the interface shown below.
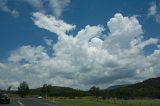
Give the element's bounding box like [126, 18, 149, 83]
[46, 97, 160, 106]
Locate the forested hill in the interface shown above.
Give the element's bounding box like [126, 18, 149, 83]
[107, 84, 129, 90]
[30, 85, 88, 97]
[106, 77, 160, 98]
[128, 77, 160, 89]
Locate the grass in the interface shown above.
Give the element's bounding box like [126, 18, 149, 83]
[47, 97, 120, 106]
[46, 97, 160, 106]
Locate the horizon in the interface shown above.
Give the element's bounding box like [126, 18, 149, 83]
[0, 0, 160, 90]
[1, 76, 159, 91]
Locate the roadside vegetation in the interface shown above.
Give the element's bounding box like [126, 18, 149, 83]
[46, 96, 160, 106]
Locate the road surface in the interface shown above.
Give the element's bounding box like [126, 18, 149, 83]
[0, 98, 57, 106]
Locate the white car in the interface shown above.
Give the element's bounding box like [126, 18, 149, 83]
[37, 96, 43, 99]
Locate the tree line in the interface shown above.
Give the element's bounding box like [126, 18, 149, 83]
[1, 77, 160, 99]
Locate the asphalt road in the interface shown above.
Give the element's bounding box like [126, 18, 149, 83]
[0, 98, 57, 106]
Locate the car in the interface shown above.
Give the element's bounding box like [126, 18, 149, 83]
[0, 93, 10, 104]
[37, 96, 43, 99]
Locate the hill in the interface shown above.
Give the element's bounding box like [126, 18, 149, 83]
[128, 77, 160, 89]
[107, 84, 129, 90]
[106, 77, 160, 98]
[30, 85, 88, 97]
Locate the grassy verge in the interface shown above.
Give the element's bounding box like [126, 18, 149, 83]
[46, 97, 160, 106]
[47, 97, 122, 106]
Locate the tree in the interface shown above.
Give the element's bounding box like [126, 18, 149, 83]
[7, 86, 12, 96]
[41, 84, 48, 98]
[18, 81, 29, 98]
[89, 86, 100, 101]
[7, 86, 12, 92]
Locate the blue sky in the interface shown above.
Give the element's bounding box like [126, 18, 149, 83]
[0, 0, 160, 89]
[0, 0, 160, 60]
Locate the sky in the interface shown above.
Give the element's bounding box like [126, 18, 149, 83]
[0, 0, 160, 90]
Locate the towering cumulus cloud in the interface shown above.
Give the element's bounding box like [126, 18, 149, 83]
[0, 12, 159, 89]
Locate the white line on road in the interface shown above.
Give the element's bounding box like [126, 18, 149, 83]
[17, 100, 25, 106]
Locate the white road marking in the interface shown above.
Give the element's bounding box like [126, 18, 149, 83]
[17, 100, 25, 106]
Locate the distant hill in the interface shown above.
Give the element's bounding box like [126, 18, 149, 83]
[128, 77, 160, 89]
[106, 77, 160, 98]
[107, 84, 129, 90]
[30, 85, 88, 97]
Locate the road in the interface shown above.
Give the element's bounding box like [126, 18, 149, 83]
[0, 98, 57, 106]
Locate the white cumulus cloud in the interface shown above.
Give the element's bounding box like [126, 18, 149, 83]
[32, 12, 76, 36]
[0, 13, 159, 90]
